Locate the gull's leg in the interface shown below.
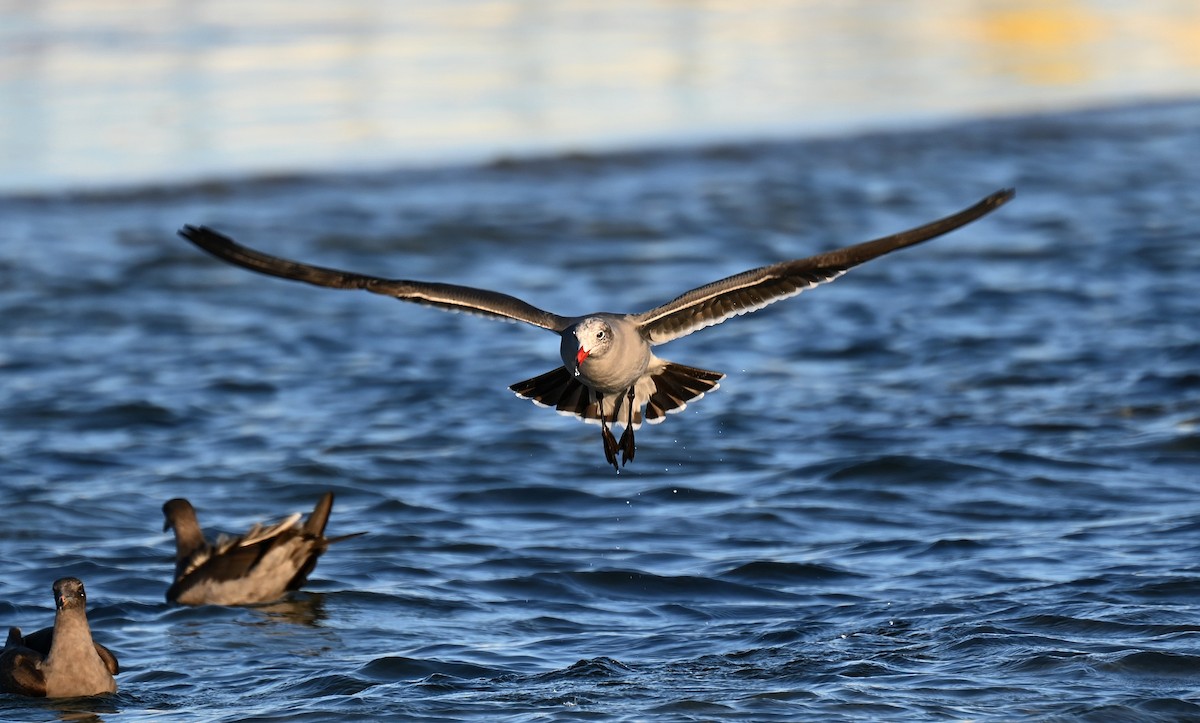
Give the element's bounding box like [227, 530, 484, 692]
[617, 386, 636, 465]
[597, 392, 619, 471]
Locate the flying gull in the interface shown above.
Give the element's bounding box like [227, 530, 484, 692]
[180, 188, 1013, 470]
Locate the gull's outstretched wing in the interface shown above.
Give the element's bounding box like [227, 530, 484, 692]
[633, 189, 1014, 345]
[180, 226, 572, 333]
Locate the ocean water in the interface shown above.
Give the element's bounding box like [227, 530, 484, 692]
[1, 100, 1199, 721]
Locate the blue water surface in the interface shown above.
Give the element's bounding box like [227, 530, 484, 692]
[0, 100, 1198, 721]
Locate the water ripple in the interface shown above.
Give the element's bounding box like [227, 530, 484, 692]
[1, 102, 1198, 720]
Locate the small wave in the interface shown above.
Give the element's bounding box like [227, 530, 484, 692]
[449, 485, 617, 512]
[908, 538, 990, 559]
[532, 656, 634, 683]
[358, 656, 501, 682]
[721, 560, 865, 586]
[1101, 650, 1200, 677]
[822, 455, 1000, 485]
[560, 569, 803, 603]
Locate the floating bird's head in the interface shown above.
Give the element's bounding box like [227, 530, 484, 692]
[162, 498, 197, 533]
[568, 317, 614, 376]
[53, 577, 87, 611]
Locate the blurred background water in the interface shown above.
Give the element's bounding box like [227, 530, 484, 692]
[2, 0, 1198, 193]
[2, 2, 1200, 722]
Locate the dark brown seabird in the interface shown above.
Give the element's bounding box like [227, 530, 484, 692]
[0, 577, 119, 698]
[180, 188, 1014, 471]
[163, 492, 361, 606]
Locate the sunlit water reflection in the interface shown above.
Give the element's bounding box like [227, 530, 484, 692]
[2, 0, 1199, 192]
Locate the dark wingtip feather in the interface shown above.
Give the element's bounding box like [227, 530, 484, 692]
[305, 493, 335, 537]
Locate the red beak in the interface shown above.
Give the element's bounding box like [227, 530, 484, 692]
[575, 348, 590, 366]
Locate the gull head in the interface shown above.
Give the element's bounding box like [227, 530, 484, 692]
[565, 317, 614, 376]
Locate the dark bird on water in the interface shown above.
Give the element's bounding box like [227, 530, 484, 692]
[180, 188, 1013, 471]
[0, 577, 119, 698]
[163, 492, 361, 606]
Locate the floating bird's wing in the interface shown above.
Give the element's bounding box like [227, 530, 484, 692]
[633, 189, 1014, 345]
[303, 492, 334, 537]
[229, 513, 302, 550]
[0, 641, 46, 697]
[5, 627, 25, 649]
[290, 492, 356, 590]
[179, 226, 572, 332]
[168, 535, 278, 596]
[16, 627, 51, 656]
[95, 642, 120, 676]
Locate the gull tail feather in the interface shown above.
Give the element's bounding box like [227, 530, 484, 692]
[510, 362, 724, 431]
[510, 367, 602, 423]
[642, 362, 724, 424]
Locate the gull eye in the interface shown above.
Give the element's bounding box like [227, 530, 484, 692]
[596, 330, 605, 340]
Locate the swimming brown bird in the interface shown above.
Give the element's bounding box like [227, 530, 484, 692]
[0, 577, 119, 697]
[180, 188, 1013, 471]
[163, 492, 360, 606]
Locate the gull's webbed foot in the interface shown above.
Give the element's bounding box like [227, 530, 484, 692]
[618, 428, 635, 466]
[601, 426, 619, 472]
